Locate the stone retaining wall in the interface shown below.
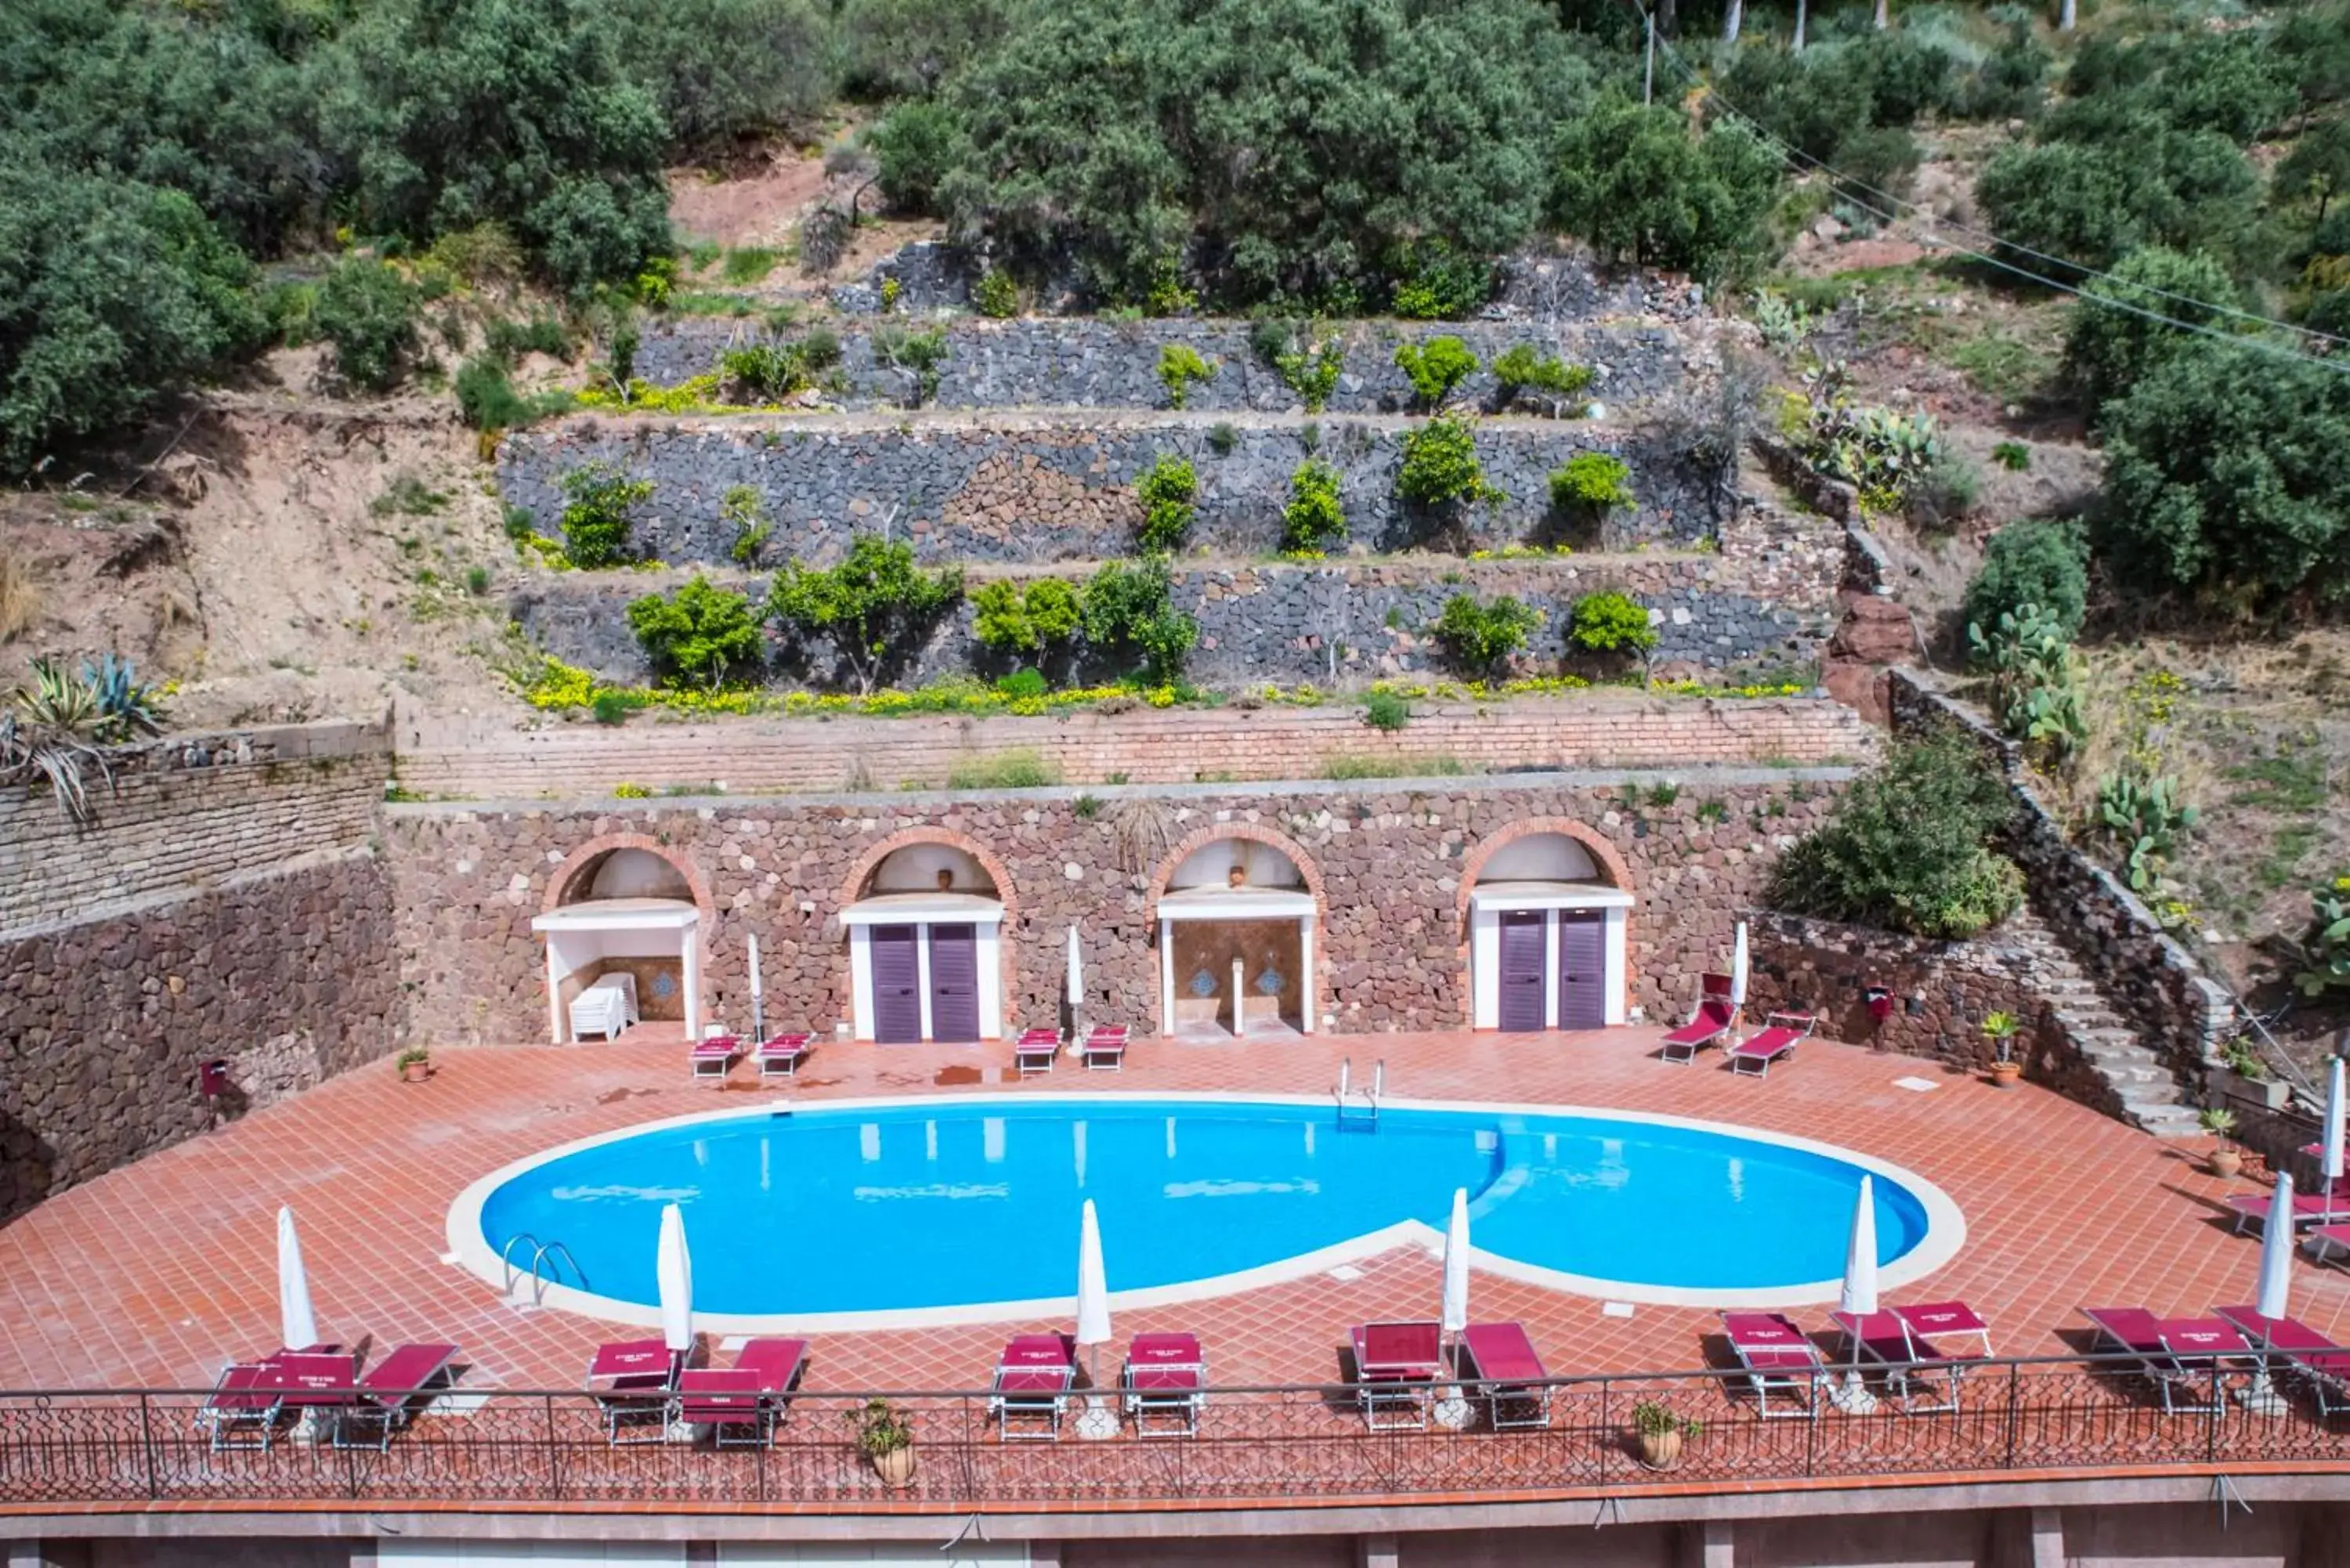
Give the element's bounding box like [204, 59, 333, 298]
[496, 414, 1714, 563]
[514, 555, 1830, 688]
[392, 699, 1874, 799]
[633, 316, 1690, 415]
[0, 848, 401, 1220]
[1744, 909, 2117, 1113]
[1886, 670, 2233, 1082]
[384, 768, 1846, 1047]
[0, 719, 394, 937]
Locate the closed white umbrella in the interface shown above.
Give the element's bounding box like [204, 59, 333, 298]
[1730, 922, 1751, 1011]
[656, 1203, 694, 1357]
[1067, 927, 1083, 1032]
[2323, 1057, 2345, 1198]
[1440, 1187, 1472, 1340]
[1076, 1199, 1112, 1385]
[277, 1205, 319, 1353]
[2258, 1172, 2297, 1323]
[1831, 1176, 1879, 1413]
[749, 932, 765, 1044]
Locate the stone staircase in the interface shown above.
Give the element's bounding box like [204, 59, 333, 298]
[2002, 910, 2204, 1140]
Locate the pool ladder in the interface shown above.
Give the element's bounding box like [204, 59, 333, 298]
[500, 1232, 588, 1309]
[1335, 1057, 1383, 1125]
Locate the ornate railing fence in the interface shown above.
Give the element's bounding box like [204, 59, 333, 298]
[1, 1356, 2345, 1510]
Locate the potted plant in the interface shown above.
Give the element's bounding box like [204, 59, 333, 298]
[395, 1047, 432, 1085]
[852, 1397, 916, 1487]
[2206, 1039, 2290, 1111]
[1629, 1399, 1700, 1472]
[1982, 1011, 2023, 1088]
[2201, 1107, 2243, 1180]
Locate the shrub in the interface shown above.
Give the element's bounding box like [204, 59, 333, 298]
[1491, 345, 1593, 415]
[972, 577, 1083, 653]
[456, 356, 530, 432]
[947, 748, 1060, 789]
[1159, 344, 1215, 410]
[1281, 460, 1348, 557]
[1962, 522, 2088, 641]
[1206, 421, 1238, 455]
[312, 256, 419, 392]
[1991, 442, 2031, 472]
[1430, 592, 1542, 678]
[559, 465, 654, 569]
[1550, 99, 1781, 284]
[1134, 455, 1198, 553]
[591, 690, 631, 725]
[1082, 555, 1197, 682]
[1390, 240, 1495, 320]
[1568, 591, 1656, 656]
[1770, 734, 2025, 941]
[1549, 453, 1635, 519]
[1362, 688, 1411, 731]
[873, 323, 950, 406]
[610, 0, 831, 154]
[1830, 127, 1922, 208]
[995, 667, 1049, 701]
[722, 486, 772, 565]
[2297, 874, 2350, 998]
[485, 316, 573, 363]
[1397, 417, 1499, 509]
[1256, 324, 1344, 412]
[719, 331, 841, 403]
[1393, 336, 1479, 409]
[627, 574, 765, 689]
[765, 536, 964, 693]
[1905, 452, 1980, 533]
[973, 268, 1021, 318]
[867, 99, 967, 215]
[2062, 247, 2242, 421]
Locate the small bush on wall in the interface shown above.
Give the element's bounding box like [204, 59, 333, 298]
[1430, 591, 1542, 680]
[1158, 343, 1216, 409]
[1280, 459, 1347, 557]
[767, 535, 964, 694]
[627, 574, 764, 690]
[1568, 591, 1657, 656]
[1549, 452, 1635, 520]
[1393, 335, 1478, 409]
[1135, 454, 1198, 552]
[1770, 732, 2024, 940]
[1082, 555, 1197, 683]
[559, 464, 656, 569]
[1397, 416, 1500, 510]
[972, 577, 1083, 655]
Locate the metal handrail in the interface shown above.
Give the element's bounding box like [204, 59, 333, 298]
[526, 1241, 587, 1306]
[497, 1233, 544, 1298]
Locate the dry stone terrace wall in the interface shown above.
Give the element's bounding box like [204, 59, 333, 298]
[0, 718, 392, 935]
[393, 698, 1874, 798]
[632, 316, 1691, 415]
[515, 555, 1832, 688]
[384, 768, 1847, 1047]
[496, 413, 1716, 562]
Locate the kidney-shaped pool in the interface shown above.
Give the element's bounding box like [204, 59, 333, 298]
[450, 1095, 1963, 1329]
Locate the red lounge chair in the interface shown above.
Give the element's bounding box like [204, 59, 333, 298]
[2214, 1305, 2350, 1418]
[1014, 1028, 1063, 1077]
[990, 1334, 1075, 1440]
[691, 1034, 740, 1085]
[673, 1338, 805, 1447]
[1350, 1321, 1444, 1430]
[1895, 1300, 1995, 1359]
[588, 1338, 682, 1444]
[334, 1342, 461, 1451]
[1660, 974, 1737, 1065]
[197, 1364, 286, 1452]
[1122, 1331, 1206, 1437]
[1831, 1309, 1982, 1414]
[754, 1033, 812, 1081]
[1457, 1321, 1552, 1430]
[1720, 1312, 1823, 1420]
[1081, 1026, 1129, 1071]
[1729, 1012, 1815, 1078]
[2228, 1190, 2346, 1236]
[2080, 1307, 2247, 1414]
[2312, 1221, 2350, 1267]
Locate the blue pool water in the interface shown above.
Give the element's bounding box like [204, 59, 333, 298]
[475, 1100, 1936, 1316]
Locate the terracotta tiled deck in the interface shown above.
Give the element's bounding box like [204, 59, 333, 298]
[2, 1027, 2345, 1396]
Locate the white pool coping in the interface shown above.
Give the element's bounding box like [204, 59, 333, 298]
[446, 1092, 1967, 1334]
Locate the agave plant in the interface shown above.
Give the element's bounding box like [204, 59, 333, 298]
[1, 656, 121, 822]
[83, 652, 164, 739]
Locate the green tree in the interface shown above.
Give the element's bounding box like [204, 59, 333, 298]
[1397, 417, 1499, 510]
[868, 100, 967, 215]
[311, 255, 419, 392]
[1430, 592, 1542, 680]
[1134, 455, 1198, 553]
[321, 0, 671, 291]
[1280, 459, 1347, 556]
[1392, 337, 1479, 410]
[1550, 97, 1781, 284]
[1770, 733, 2026, 940]
[2279, 121, 2350, 226]
[627, 574, 765, 689]
[559, 465, 655, 569]
[972, 577, 1082, 654]
[1080, 555, 1196, 682]
[611, 0, 833, 154]
[1567, 590, 1656, 656]
[0, 165, 262, 475]
[766, 536, 964, 693]
[1962, 522, 2090, 642]
[2060, 247, 2240, 421]
[836, 0, 1018, 97]
[2092, 341, 2350, 612]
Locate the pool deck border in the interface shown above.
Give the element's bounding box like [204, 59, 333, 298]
[445, 1090, 1967, 1333]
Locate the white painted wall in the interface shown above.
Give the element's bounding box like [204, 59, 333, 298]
[1168, 838, 1304, 891]
[584, 848, 691, 901]
[869, 844, 995, 893]
[1478, 833, 1600, 883]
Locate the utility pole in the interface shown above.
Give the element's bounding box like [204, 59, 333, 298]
[1643, 9, 1655, 106]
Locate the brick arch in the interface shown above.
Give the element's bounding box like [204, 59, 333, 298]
[1453, 818, 1640, 1021]
[541, 833, 721, 1038]
[1144, 822, 1329, 926]
[838, 826, 1024, 1034]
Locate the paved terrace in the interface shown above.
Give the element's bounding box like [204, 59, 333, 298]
[4, 1027, 2344, 1394]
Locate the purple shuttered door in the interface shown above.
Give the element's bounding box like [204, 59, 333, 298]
[1497, 910, 1547, 1033]
[871, 924, 924, 1043]
[927, 923, 981, 1042]
[1556, 910, 1608, 1031]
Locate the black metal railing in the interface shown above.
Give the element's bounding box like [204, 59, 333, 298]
[1, 1355, 2343, 1511]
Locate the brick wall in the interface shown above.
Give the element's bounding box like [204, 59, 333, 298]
[0, 848, 401, 1219]
[0, 719, 394, 937]
[383, 768, 1853, 1048]
[393, 697, 1875, 800]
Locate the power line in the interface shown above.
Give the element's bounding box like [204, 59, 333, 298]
[1632, 16, 2350, 363]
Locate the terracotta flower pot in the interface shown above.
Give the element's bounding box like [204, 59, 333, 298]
[400, 1063, 431, 1084]
[1637, 1429, 1683, 1472]
[870, 1444, 917, 1487]
[2209, 1147, 2243, 1180]
[1990, 1060, 2023, 1089]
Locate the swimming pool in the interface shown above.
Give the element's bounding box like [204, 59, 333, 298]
[450, 1095, 1963, 1329]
